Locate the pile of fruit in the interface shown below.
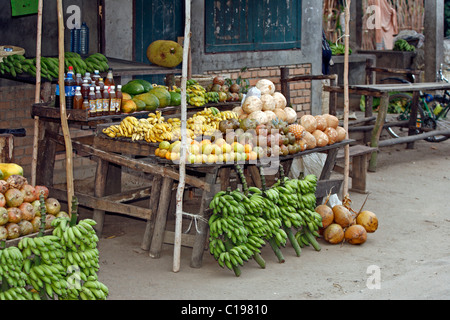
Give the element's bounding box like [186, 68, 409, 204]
[103, 108, 238, 144]
[0, 52, 109, 81]
[316, 196, 378, 246]
[207, 165, 322, 276]
[1, 194, 108, 300]
[0, 164, 66, 241]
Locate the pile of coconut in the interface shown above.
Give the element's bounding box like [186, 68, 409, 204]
[232, 79, 298, 125]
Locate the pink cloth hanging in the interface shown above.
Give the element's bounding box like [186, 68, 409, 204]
[368, 0, 398, 50]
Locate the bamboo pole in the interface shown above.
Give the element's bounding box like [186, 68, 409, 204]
[343, 0, 351, 199]
[31, 0, 44, 186]
[57, 0, 75, 216]
[173, 0, 191, 273]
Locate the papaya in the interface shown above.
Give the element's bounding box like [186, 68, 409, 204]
[130, 79, 153, 92]
[121, 100, 137, 113]
[132, 98, 147, 111]
[0, 169, 3, 180]
[148, 87, 171, 108]
[122, 93, 132, 102]
[134, 93, 160, 111]
[122, 81, 145, 96]
[169, 91, 181, 106]
[0, 163, 23, 179]
[146, 40, 183, 68]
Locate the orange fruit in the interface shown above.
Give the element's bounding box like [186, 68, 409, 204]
[154, 148, 160, 156]
[159, 149, 168, 158]
[165, 151, 172, 160]
[200, 139, 212, 146]
[244, 144, 252, 153]
[248, 151, 258, 161]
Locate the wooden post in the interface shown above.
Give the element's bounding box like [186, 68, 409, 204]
[173, 0, 191, 273]
[369, 92, 389, 172]
[342, 0, 351, 198]
[280, 68, 291, 107]
[32, 0, 43, 186]
[57, 0, 74, 216]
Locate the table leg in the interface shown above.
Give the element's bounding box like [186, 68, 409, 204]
[36, 121, 59, 187]
[406, 91, 420, 150]
[369, 92, 388, 172]
[141, 174, 163, 251]
[190, 169, 218, 268]
[92, 158, 108, 236]
[149, 176, 174, 259]
[316, 148, 339, 205]
[248, 165, 262, 188]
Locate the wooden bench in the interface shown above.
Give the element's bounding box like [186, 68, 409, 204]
[334, 145, 377, 194]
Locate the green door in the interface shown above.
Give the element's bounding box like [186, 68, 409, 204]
[134, 0, 184, 83]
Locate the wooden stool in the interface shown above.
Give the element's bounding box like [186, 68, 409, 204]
[334, 145, 377, 194]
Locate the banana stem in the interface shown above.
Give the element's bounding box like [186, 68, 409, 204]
[252, 252, 266, 269]
[234, 164, 249, 195]
[69, 196, 79, 227]
[38, 194, 46, 237]
[284, 225, 302, 257]
[305, 229, 321, 252]
[268, 237, 285, 263]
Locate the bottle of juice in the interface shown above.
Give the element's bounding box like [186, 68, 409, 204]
[73, 86, 83, 110]
[104, 68, 115, 86]
[81, 79, 90, 99]
[109, 85, 116, 115]
[115, 84, 123, 114]
[98, 78, 105, 92]
[102, 86, 110, 116]
[92, 70, 100, 85]
[88, 86, 96, 117]
[95, 86, 103, 116]
[75, 73, 83, 87]
[82, 98, 89, 111]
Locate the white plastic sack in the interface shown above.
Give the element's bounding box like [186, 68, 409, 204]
[289, 153, 341, 207]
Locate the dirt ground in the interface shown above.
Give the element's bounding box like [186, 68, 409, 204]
[80, 137, 450, 301]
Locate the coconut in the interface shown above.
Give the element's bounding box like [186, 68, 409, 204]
[18, 202, 35, 221]
[34, 185, 49, 200]
[255, 79, 276, 95]
[5, 223, 20, 240]
[323, 223, 344, 244]
[324, 127, 338, 145]
[284, 107, 298, 124]
[273, 108, 287, 122]
[20, 184, 37, 203]
[5, 188, 24, 208]
[261, 94, 276, 111]
[6, 175, 28, 190]
[332, 205, 353, 228]
[356, 210, 378, 233]
[335, 126, 347, 142]
[31, 216, 41, 233]
[303, 131, 317, 149]
[7, 207, 22, 224]
[315, 115, 328, 131]
[45, 214, 56, 230]
[0, 226, 7, 240]
[0, 193, 5, 207]
[0, 207, 9, 226]
[45, 198, 61, 215]
[272, 92, 287, 109]
[312, 130, 329, 147]
[18, 220, 33, 236]
[344, 224, 367, 245]
[323, 114, 339, 129]
[0, 180, 9, 194]
[300, 115, 318, 133]
[315, 204, 334, 229]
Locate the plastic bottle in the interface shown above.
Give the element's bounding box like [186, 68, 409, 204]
[83, 72, 91, 84]
[81, 79, 90, 99]
[75, 73, 83, 87]
[92, 70, 100, 85]
[70, 26, 81, 54]
[65, 72, 76, 109]
[80, 22, 89, 55]
[55, 82, 61, 108]
[109, 86, 116, 115]
[88, 86, 97, 117]
[102, 86, 110, 116]
[115, 84, 123, 114]
[98, 78, 105, 92]
[104, 69, 115, 86]
[95, 86, 103, 116]
[73, 86, 83, 110]
[82, 98, 90, 112]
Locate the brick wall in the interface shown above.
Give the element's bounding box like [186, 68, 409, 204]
[206, 64, 312, 117]
[0, 83, 96, 184]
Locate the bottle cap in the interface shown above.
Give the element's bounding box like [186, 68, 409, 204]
[76, 86, 81, 90]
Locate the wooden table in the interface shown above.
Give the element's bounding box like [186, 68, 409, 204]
[325, 82, 450, 172]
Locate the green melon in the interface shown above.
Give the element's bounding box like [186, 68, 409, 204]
[169, 91, 182, 106]
[122, 81, 145, 95]
[130, 79, 153, 92]
[132, 98, 147, 111]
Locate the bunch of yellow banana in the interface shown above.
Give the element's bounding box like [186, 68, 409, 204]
[217, 110, 238, 121]
[187, 84, 208, 106]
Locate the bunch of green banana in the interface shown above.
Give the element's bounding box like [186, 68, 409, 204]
[52, 217, 100, 279]
[0, 287, 37, 300]
[0, 54, 26, 78]
[393, 39, 415, 52]
[205, 91, 219, 103]
[83, 53, 110, 73]
[27, 262, 71, 299]
[19, 235, 65, 264]
[0, 246, 28, 289]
